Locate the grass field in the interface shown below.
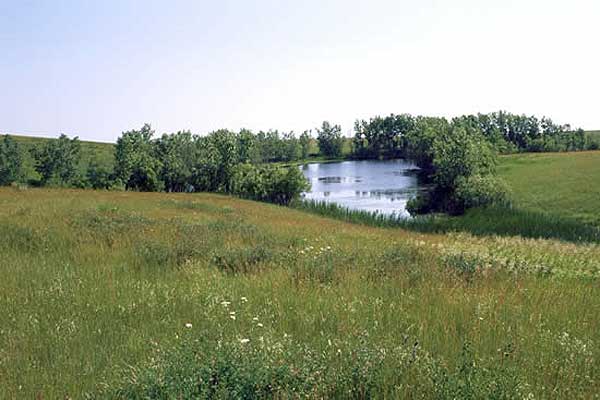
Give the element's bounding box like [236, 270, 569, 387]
[1, 188, 599, 398]
[499, 151, 600, 226]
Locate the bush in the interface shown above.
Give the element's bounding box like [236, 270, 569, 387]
[86, 160, 114, 189]
[454, 175, 511, 212]
[231, 164, 309, 205]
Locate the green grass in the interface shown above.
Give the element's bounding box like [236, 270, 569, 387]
[295, 200, 600, 244]
[1, 188, 599, 398]
[499, 151, 600, 226]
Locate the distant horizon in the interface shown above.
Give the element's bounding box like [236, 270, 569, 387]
[2, 0, 599, 142]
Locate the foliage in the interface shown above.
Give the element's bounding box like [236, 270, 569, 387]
[191, 129, 238, 192]
[236, 128, 257, 163]
[30, 133, 81, 186]
[405, 120, 506, 215]
[454, 175, 511, 210]
[353, 114, 415, 159]
[86, 158, 114, 190]
[299, 130, 312, 159]
[114, 124, 163, 191]
[231, 163, 310, 205]
[154, 131, 196, 192]
[0, 135, 23, 185]
[317, 121, 344, 158]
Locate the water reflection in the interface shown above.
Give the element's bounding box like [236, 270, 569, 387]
[301, 159, 423, 217]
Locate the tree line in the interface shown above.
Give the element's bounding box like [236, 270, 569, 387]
[0, 111, 596, 215]
[352, 111, 593, 160]
[0, 126, 313, 205]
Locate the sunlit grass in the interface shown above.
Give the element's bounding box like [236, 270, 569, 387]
[0, 188, 598, 398]
[499, 150, 600, 226]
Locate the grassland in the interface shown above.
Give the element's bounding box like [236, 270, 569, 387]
[1, 188, 598, 398]
[499, 151, 600, 227]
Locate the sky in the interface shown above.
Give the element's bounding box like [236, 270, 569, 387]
[1, 0, 599, 142]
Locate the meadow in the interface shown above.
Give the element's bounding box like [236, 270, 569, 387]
[1, 187, 598, 398]
[499, 151, 600, 227]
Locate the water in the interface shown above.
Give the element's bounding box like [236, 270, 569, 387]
[301, 159, 423, 217]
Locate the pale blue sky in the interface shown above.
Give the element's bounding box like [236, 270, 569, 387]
[1, 0, 598, 142]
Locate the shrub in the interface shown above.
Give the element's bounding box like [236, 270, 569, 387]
[453, 175, 511, 212]
[86, 159, 114, 189]
[231, 164, 310, 206]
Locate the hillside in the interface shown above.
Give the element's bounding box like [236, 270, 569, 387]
[1, 188, 598, 397]
[499, 151, 600, 226]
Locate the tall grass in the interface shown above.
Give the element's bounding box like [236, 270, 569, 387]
[0, 188, 598, 398]
[294, 199, 600, 243]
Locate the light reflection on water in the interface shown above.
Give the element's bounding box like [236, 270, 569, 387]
[301, 159, 423, 217]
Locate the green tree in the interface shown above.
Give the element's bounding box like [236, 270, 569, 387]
[192, 130, 238, 192]
[0, 135, 23, 185]
[155, 131, 195, 192]
[407, 121, 507, 215]
[86, 158, 114, 190]
[237, 129, 257, 163]
[31, 134, 81, 186]
[282, 131, 300, 162]
[114, 124, 163, 191]
[316, 121, 343, 158]
[299, 130, 311, 160]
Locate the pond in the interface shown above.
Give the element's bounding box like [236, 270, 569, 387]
[301, 159, 424, 217]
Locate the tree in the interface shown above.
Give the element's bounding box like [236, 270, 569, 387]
[282, 131, 300, 162]
[114, 124, 163, 191]
[407, 120, 507, 215]
[0, 135, 23, 185]
[352, 114, 415, 159]
[237, 129, 257, 163]
[155, 131, 195, 192]
[31, 134, 81, 186]
[299, 130, 311, 160]
[86, 158, 114, 190]
[316, 121, 343, 158]
[191, 129, 238, 192]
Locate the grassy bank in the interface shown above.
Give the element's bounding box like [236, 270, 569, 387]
[295, 200, 600, 244]
[0, 188, 598, 398]
[499, 150, 600, 226]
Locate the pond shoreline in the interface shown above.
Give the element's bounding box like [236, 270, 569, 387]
[300, 159, 423, 217]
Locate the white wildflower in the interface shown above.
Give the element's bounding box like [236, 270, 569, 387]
[240, 338, 250, 344]
[185, 323, 193, 329]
